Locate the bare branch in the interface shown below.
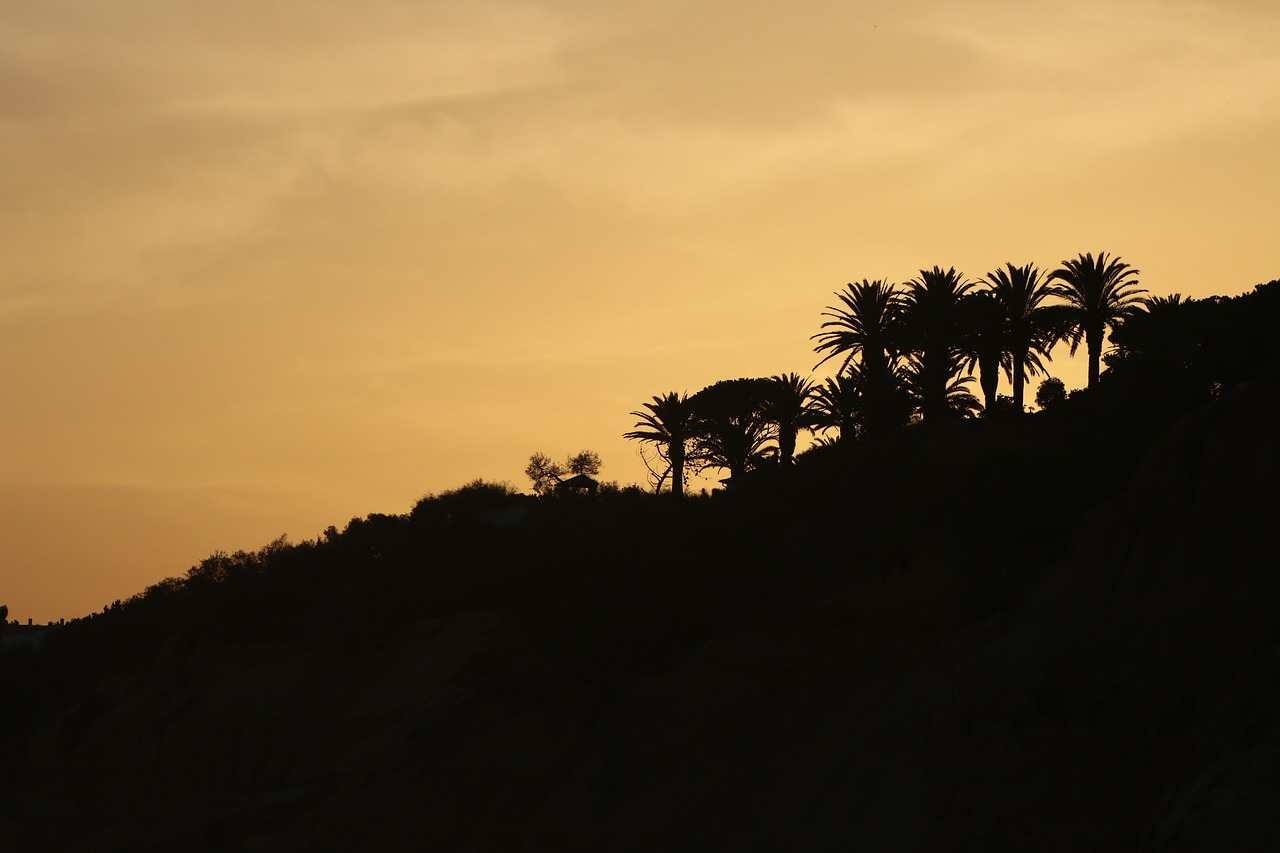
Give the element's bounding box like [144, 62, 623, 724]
[637, 446, 672, 494]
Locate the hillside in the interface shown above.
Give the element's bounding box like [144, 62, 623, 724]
[0, 375, 1276, 851]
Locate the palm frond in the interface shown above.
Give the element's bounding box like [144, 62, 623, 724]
[812, 279, 902, 373]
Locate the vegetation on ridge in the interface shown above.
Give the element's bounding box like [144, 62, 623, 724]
[624, 253, 1276, 490]
[0, 258, 1277, 851]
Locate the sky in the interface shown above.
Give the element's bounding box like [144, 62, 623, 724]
[2, 0, 1279, 622]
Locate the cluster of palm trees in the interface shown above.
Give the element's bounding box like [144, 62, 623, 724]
[626, 252, 1148, 492]
[624, 377, 811, 496]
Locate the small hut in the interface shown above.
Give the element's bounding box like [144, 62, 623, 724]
[554, 473, 599, 495]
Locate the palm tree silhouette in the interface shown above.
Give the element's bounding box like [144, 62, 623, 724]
[811, 278, 916, 434]
[810, 360, 912, 442]
[902, 350, 980, 419]
[957, 290, 1008, 414]
[1048, 252, 1146, 390]
[764, 373, 817, 466]
[810, 373, 863, 443]
[812, 279, 902, 377]
[1145, 293, 1186, 309]
[624, 392, 694, 496]
[982, 262, 1060, 410]
[899, 266, 975, 422]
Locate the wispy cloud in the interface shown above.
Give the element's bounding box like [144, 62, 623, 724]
[0, 0, 593, 312]
[0, 0, 588, 118]
[305, 0, 1280, 215]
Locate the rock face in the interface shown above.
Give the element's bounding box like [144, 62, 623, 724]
[3, 378, 1277, 851]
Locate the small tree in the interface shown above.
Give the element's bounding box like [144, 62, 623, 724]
[687, 378, 775, 484]
[566, 450, 602, 477]
[525, 450, 603, 494]
[525, 452, 566, 495]
[1035, 377, 1067, 410]
[985, 395, 1022, 419]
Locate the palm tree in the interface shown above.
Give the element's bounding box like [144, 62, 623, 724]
[899, 266, 974, 422]
[1144, 293, 1186, 310]
[812, 279, 902, 377]
[1048, 252, 1146, 390]
[902, 351, 981, 419]
[810, 373, 863, 444]
[624, 392, 693, 496]
[858, 357, 914, 437]
[982, 262, 1060, 410]
[811, 359, 913, 441]
[957, 290, 1008, 414]
[764, 373, 817, 466]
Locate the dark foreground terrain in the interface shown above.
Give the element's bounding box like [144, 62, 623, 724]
[1, 378, 1277, 851]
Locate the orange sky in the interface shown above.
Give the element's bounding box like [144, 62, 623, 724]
[3, 0, 1279, 622]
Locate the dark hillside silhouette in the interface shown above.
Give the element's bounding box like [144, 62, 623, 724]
[1106, 280, 1280, 412]
[3, 273, 1278, 850]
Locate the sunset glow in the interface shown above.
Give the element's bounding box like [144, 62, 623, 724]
[3, 0, 1279, 621]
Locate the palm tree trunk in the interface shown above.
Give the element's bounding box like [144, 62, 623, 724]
[779, 428, 796, 466]
[1087, 323, 1103, 389]
[670, 443, 685, 497]
[979, 352, 999, 414]
[927, 349, 948, 422]
[1012, 347, 1026, 411]
[842, 414, 858, 443]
